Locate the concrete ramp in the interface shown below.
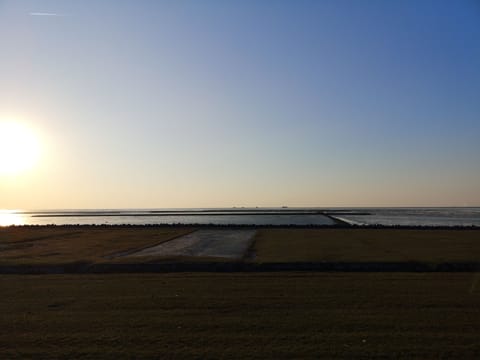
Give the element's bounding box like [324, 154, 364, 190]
[128, 229, 256, 259]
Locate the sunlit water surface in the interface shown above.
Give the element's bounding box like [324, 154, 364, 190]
[336, 208, 480, 227]
[0, 209, 335, 226]
[0, 208, 479, 227]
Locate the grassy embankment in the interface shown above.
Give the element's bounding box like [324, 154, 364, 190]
[0, 226, 193, 265]
[253, 228, 480, 263]
[0, 273, 479, 359]
[1, 227, 480, 269]
[1, 227, 479, 358]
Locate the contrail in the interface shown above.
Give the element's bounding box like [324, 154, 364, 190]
[30, 12, 65, 17]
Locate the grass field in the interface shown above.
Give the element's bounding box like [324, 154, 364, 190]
[1, 227, 479, 267]
[0, 226, 193, 265]
[253, 228, 480, 263]
[0, 273, 479, 359]
[1, 227, 479, 358]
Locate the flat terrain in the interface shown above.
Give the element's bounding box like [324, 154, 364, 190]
[253, 228, 480, 263]
[1, 227, 479, 358]
[130, 229, 256, 259]
[0, 226, 480, 265]
[1, 226, 479, 270]
[0, 273, 479, 359]
[0, 226, 192, 265]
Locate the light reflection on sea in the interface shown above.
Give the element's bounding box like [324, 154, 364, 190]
[0, 210, 26, 226]
[339, 208, 480, 227]
[0, 208, 479, 227]
[3, 213, 335, 226]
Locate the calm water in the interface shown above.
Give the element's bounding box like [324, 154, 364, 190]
[0, 209, 335, 226]
[1, 208, 479, 227]
[336, 207, 480, 227]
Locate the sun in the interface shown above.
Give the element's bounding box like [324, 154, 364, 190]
[0, 121, 41, 175]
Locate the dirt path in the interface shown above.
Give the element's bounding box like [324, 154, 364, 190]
[128, 229, 256, 259]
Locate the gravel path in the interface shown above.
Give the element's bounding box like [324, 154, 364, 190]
[129, 229, 256, 259]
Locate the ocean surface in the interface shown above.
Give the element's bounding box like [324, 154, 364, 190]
[332, 207, 480, 227]
[1, 208, 480, 227]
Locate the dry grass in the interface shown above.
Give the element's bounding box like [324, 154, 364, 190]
[253, 228, 480, 263]
[0, 227, 193, 265]
[1, 227, 479, 267]
[1, 227, 479, 357]
[0, 273, 479, 359]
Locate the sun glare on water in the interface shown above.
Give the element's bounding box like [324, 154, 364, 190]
[0, 121, 41, 175]
[0, 210, 25, 226]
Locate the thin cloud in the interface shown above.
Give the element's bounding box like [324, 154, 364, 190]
[30, 12, 65, 17]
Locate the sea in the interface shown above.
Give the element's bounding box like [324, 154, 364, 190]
[1, 207, 480, 227]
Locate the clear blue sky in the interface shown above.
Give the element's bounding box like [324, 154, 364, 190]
[1, 0, 479, 208]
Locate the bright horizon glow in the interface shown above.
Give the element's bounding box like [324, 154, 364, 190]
[0, 209, 25, 226]
[0, 121, 41, 176]
[0, 1, 479, 208]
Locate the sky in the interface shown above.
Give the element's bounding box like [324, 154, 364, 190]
[0, 0, 479, 209]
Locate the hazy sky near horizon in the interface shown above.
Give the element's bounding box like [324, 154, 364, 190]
[1, 0, 479, 209]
